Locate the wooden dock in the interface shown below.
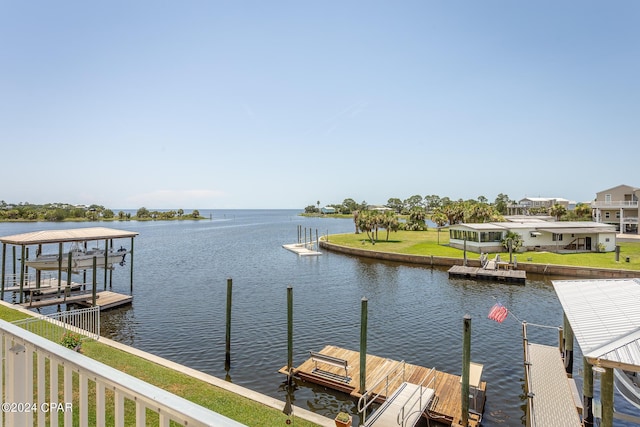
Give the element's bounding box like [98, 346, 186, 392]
[448, 265, 526, 284]
[280, 345, 486, 427]
[21, 290, 132, 311]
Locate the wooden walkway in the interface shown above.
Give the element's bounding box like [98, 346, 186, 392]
[21, 290, 132, 311]
[448, 265, 526, 284]
[281, 345, 486, 427]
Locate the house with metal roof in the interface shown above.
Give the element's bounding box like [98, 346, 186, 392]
[591, 184, 640, 234]
[449, 219, 616, 253]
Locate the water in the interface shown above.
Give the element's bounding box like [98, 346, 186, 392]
[0, 210, 636, 426]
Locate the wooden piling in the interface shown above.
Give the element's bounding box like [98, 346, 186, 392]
[225, 278, 232, 370]
[583, 357, 594, 427]
[359, 297, 368, 395]
[19, 245, 25, 303]
[130, 236, 135, 292]
[1, 243, 5, 299]
[287, 286, 293, 383]
[563, 313, 574, 376]
[461, 314, 471, 427]
[601, 367, 614, 427]
[92, 257, 97, 306]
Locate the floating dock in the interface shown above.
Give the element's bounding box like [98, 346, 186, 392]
[280, 345, 485, 427]
[448, 265, 526, 284]
[282, 243, 322, 256]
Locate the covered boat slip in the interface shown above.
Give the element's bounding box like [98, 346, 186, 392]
[0, 227, 138, 309]
[551, 278, 640, 426]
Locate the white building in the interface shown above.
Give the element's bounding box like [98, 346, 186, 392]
[449, 218, 616, 253]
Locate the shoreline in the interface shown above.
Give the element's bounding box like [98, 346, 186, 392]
[320, 240, 640, 280]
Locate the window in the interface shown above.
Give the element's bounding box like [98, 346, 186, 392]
[606, 238, 610, 242]
[605, 212, 610, 219]
[480, 232, 503, 242]
[552, 233, 563, 242]
[616, 212, 620, 219]
[605, 194, 612, 203]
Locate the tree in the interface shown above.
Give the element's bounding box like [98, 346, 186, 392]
[424, 195, 442, 212]
[386, 198, 404, 213]
[191, 209, 200, 218]
[573, 203, 592, 220]
[137, 207, 150, 218]
[406, 207, 428, 231]
[342, 198, 359, 214]
[102, 209, 114, 219]
[477, 195, 488, 204]
[502, 231, 523, 253]
[304, 205, 319, 214]
[404, 195, 424, 211]
[494, 193, 511, 215]
[549, 203, 567, 221]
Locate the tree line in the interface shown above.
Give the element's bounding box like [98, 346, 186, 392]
[0, 201, 202, 222]
[306, 194, 593, 228]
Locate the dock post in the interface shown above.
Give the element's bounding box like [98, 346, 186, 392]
[103, 238, 108, 290]
[57, 243, 63, 297]
[601, 367, 614, 427]
[19, 246, 25, 304]
[463, 238, 467, 266]
[582, 357, 594, 427]
[563, 313, 574, 376]
[461, 314, 471, 427]
[1, 243, 5, 300]
[287, 286, 293, 384]
[67, 250, 73, 288]
[129, 237, 135, 293]
[225, 278, 233, 371]
[92, 257, 97, 306]
[359, 297, 368, 395]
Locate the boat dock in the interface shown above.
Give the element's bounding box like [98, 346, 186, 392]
[280, 345, 485, 427]
[282, 243, 322, 256]
[20, 285, 132, 311]
[448, 265, 526, 284]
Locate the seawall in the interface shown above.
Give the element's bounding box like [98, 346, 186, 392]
[320, 241, 639, 279]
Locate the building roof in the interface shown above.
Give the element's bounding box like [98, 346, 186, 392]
[451, 221, 615, 234]
[552, 278, 640, 371]
[0, 227, 139, 245]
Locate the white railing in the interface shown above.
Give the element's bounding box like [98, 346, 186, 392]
[591, 201, 639, 208]
[12, 305, 100, 342]
[0, 320, 247, 427]
[397, 367, 436, 427]
[2, 272, 56, 292]
[357, 360, 406, 425]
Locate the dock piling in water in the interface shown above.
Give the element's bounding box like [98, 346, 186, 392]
[225, 278, 232, 371]
[287, 285, 293, 384]
[359, 297, 368, 395]
[461, 314, 471, 427]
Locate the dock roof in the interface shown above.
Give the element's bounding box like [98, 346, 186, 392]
[552, 278, 640, 371]
[0, 227, 138, 245]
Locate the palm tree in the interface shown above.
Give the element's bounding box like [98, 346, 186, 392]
[549, 203, 567, 221]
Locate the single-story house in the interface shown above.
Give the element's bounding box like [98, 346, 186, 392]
[321, 206, 336, 214]
[449, 219, 617, 253]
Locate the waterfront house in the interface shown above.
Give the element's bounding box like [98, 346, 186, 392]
[449, 218, 617, 253]
[507, 197, 574, 216]
[591, 184, 640, 234]
[321, 206, 336, 214]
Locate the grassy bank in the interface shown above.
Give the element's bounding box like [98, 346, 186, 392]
[0, 305, 319, 427]
[327, 229, 640, 271]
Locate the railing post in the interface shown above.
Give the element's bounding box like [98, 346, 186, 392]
[7, 339, 27, 426]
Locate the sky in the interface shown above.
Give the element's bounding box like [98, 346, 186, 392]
[1, 1, 638, 209]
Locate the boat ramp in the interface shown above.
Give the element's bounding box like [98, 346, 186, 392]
[280, 345, 485, 427]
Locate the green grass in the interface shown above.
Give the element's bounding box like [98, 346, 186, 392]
[0, 305, 319, 427]
[327, 229, 640, 270]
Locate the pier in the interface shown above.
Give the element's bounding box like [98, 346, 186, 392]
[281, 345, 486, 427]
[447, 265, 526, 284]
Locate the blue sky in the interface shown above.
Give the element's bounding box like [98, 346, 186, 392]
[1, 1, 638, 209]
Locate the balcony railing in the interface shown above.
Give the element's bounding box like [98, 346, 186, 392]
[0, 319, 246, 427]
[591, 201, 639, 208]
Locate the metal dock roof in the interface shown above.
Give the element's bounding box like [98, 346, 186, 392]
[552, 278, 640, 371]
[0, 227, 138, 245]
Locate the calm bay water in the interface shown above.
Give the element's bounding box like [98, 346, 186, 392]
[1, 210, 635, 426]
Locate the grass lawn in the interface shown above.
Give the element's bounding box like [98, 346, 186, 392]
[327, 229, 640, 271]
[0, 305, 319, 427]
